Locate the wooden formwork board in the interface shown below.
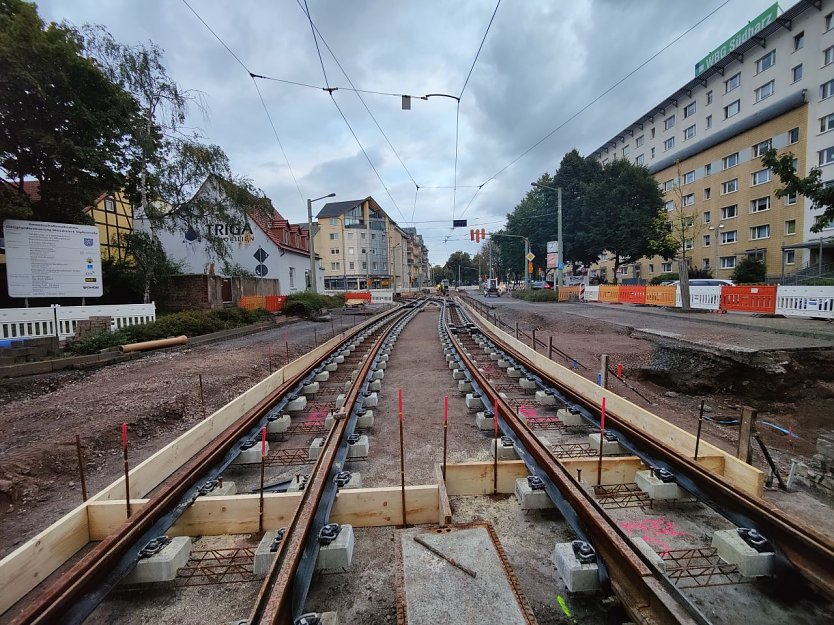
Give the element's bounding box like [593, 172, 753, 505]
[463, 304, 763, 497]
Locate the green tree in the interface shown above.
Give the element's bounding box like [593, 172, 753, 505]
[123, 231, 183, 303]
[762, 148, 834, 231]
[0, 0, 140, 223]
[583, 159, 676, 283]
[731, 257, 766, 284]
[549, 149, 603, 267]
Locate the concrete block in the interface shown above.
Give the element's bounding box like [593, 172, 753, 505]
[465, 393, 485, 410]
[369, 379, 382, 392]
[452, 369, 465, 380]
[446, 353, 457, 362]
[378, 353, 389, 363]
[336, 394, 347, 410]
[287, 474, 309, 492]
[535, 390, 557, 406]
[266, 414, 291, 434]
[588, 433, 625, 456]
[363, 392, 378, 408]
[347, 434, 369, 458]
[325, 362, 339, 372]
[635, 470, 685, 500]
[356, 410, 374, 429]
[448, 360, 461, 370]
[475, 411, 495, 431]
[286, 396, 307, 412]
[343, 380, 353, 393]
[309, 437, 324, 461]
[552, 542, 599, 593]
[514, 477, 554, 510]
[489, 352, 501, 361]
[497, 359, 511, 369]
[234, 442, 269, 465]
[506, 367, 522, 378]
[254, 530, 284, 577]
[338, 472, 363, 489]
[334, 354, 346, 363]
[316, 524, 355, 571]
[302, 381, 320, 396]
[557, 408, 583, 426]
[712, 530, 775, 577]
[519, 378, 537, 390]
[371, 369, 384, 381]
[376, 361, 387, 370]
[458, 380, 473, 392]
[198, 480, 236, 497]
[632, 537, 666, 573]
[491, 438, 519, 460]
[123, 536, 192, 584]
[314, 371, 330, 382]
[817, 435, 834, 461]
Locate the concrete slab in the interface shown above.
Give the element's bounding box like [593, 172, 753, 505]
[201, 480, 237, 497]
[535, 390, 556, 406]
[347, 434, 369, 458]
[458, 380, 473, 392]
[552, 542, 599, 593]
[398, 525, 531, 625]
[448, 360, 461, 370]
[266, 414, 291, 435]
[556, 408, 583, 426]
[314, 371, 330, 382]
[491, 438, 519, 460]
[234, 442, 268, 465]
[302, 382, 320, 396]
[325, 362, 339, 372]
[376, 361, 387, 370]
[316, 524, 355, 571]
[712, 530, 775, 577]
[514, 477, 554, 510]
[308, 437, 324, 461]
[519, 377, 537, 390]
[588, 433, 625, 456]
[452, 369, 465, 380]
[506, 367, 522, 378]
[363, 392, 379, 408]
[371, 369, 384, 381]
[632, 537, 666, 573]
[465, 393, 485, 410]
[287, 474, 309, 492]
[369, 379, 382, 392]
[475, 411, 495, 431]
[635, 470, 685, 500]
[286, 396, 307, 412]
[123, 536, 192, 584]
[254, 529, 284, 577]
[335, 394, 347, 410]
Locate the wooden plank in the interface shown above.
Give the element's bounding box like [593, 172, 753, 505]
[434, 464, 452, 526]
[86, 485, 439, 539]
[0, 505, 90, 615]
[445, 461, 528, 496]
[464, 304, 764, 497]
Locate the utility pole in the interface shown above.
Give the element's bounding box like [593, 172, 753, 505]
[306, 193, 336, 293]
[557, 187, 564, 288]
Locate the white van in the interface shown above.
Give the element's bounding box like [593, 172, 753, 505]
[669, 279, 734, 287]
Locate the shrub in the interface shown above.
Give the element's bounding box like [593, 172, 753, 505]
[732, 257, 767, 284]
[649, 272, 678, 285]
[512, 288, 559, 302]
[283, 292, 345, 317]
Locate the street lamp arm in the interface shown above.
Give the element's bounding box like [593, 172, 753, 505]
[420, 93, 461, 102]
[311, 192, 336, 203]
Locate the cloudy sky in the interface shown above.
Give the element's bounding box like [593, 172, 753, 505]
[39, 0, 779, 265]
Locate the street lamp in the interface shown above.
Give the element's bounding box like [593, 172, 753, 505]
[531, 182, 564, 287]
[709, 224, 724, 275]
[490, 232, 531, 288]
[307, 193, 336, 293]
[393, 242, 401, 291]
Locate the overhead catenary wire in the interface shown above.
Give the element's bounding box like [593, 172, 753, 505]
[457, 0, 733, 218]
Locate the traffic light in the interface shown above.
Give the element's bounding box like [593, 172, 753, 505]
[475, 229, 481, 243]
[481, 228, 486, 240]
[470, 229, 475, 241]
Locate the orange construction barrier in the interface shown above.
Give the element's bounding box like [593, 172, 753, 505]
[558, 285, 581, 301]
[599, 285, 619, 303]
[645, 286, 677, 307]
[239, 295, 266, 310]
[618, 285, 646, 305]
[264, 295, 288, 312]
[344, 291, 372, 307]
[719, 285, 777, 314]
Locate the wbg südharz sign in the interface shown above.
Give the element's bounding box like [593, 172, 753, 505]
[695, 3, 779, 76]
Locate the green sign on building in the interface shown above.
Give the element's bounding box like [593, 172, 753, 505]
[695, 3, 780, 76]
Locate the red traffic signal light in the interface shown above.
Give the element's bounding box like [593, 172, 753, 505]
[481, 228, 486, 240]
[470, 229, 475, 241]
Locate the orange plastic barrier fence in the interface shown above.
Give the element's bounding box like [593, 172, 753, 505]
[719, 285, 777, 314]
[645, 286, 677, 307]
[558, 286, 581, 301]
[264, 295, 288, 312]
[239, 295, 266, 311]
[344, 291, 372, 302]
[618, 285, 646, 305]
[599, 285, 619, 303]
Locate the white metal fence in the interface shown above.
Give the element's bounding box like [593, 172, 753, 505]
[1, 303, 156, 341]
[775, 286, 834, 319]
[584, 285, 600, 302]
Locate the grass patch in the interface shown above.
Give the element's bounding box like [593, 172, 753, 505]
[512, 289, 559, 302]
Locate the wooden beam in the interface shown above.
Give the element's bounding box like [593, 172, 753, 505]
[463, 304, 764, 497]
[434, 464, 452, 526]
[738, 406, 757, 464]
[445, 461, 529, 495]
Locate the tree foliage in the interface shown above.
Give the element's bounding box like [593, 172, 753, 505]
[762, 148, 834, 232]
[0, 0, 140, 223]
[731, 257, 767, 284]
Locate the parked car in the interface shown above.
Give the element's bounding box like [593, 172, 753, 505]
[669, 279, 735, 287]
[530, 280, 552, 290]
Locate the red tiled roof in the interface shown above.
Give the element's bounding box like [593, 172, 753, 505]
[3, 179, 42, 202]
[250, 210, 316, 258]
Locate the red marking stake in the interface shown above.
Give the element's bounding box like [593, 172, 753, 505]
[616, 363, 623, 378]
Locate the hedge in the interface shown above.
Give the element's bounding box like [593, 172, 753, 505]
[512, 288, 559, 302]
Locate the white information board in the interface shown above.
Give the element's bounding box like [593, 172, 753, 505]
[3, 219, 103, 298]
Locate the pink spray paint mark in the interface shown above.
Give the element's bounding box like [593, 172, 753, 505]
[306, 407, 328, 424]
[518, 405, 537, 419]
[619, 517, 689, 556]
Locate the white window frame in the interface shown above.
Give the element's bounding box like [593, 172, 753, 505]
[722, 153, 739, 169]
[684, 170, 695, 184]
[684, 102, 696, 118]
[822, 80, 834, 101]
[682, 193, 695, 207]
[750, 224, 770, 240]
[636, 135, 644, 147]
[721, 204, 738, 220]
[703, 234, 711, 246]
[720, 256, 737, 269]
[724, 100, 740, 118]
[706, 90, 713, 104]
[329, 232, 339, 240]
[792, 64, 803, 83]
[755, 50, 776, 74]
[754, 80, 775, 103]
[664, 200, 675, 212]
[753, 139, 772, 157]
[664, 137, 675, 151]
[664, 115, 676, 130]
[725, 73, 741, 93]
[661, 262, 672, 273]
[703, 210, 711, 223]
[784, 249, 796, 265]
[721, 179, 738, 195]
[821, 113, 834, 134]
[751, 169, 771, 186]
[785, 219, 797, 235]
[750, 197, 771, 213]
[785, 191, 797, 205]
[825, 46, 834, 67]
[720, 230, 738, 244]
[635, 154, 644, 165]
[684, 124, 696, 140]
[789, 127, 800, 144]
[820, 146, 834, 166]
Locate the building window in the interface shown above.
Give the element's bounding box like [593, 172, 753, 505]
[703, 258, 711, 269]
[684, 238, 694, 250]
[103, 196, 116, 212]
[721, 204, 738, 219]
[721, 179, 738, 195]
[754, 81, 775, 103]
[682, 193, 695, 207]
[720, 230, 738, 244]
[329, 218, 339, 226]
[684, 124, 696, 140]
[725, 73, 741, 93]
[362, 261, 367, 270]
[794, 32, 804, 51]
[704, 163, 712, 176]
[825, 46, 834, 67]
[372, 262, 378, 270]
[684, 102, 696, 118]
[651, 147, 656, 159]
[755, 50, 775, 74]
[664, 200, 675, 212]
[703, 234, 711, 246]
[331, 262, 340, 270]
[651, 128, 656, 139]
[820, 146, 834, 166]
[649, 263, 654, 273]
[349, 261, 355, 270]
[722, 152, 739, 169]
[785, 220, 796, 235]
[703, 210, 711, 223]
[664, 115, 676, 130]
[822, 80, 834, 100]
[662, 262, 672, 272]
[827, 12, 833, 31]
[361, 247, 366, 254]
[329, 232, 339, 240]
[720, 256, 737, 269]
[636, 135, 644, 147]
[704, 188, 712, 200]
[750, 197, 771, 213]
[751, 169, 771, 185]
[289, 267, 295, 287]
[361, 232, 366, 239]
[724, 100, 740, 118]
[706, 115, 713, 129]
[788, 127, 800, 144]
[684, 170, 695, 184]
[635, 154, 644, 165]
[753, 139, 772, 157]
[662, 179, 675, 192]
[792, 64, 803, 83]
[371, 233, 376, 239]
[785, 191, 797, 205]
[750, 224, 770, 240]
[664, 137, 675, 151]
[784, 249, 796, 265]
[821, 113, 834, 133]
[706, 90, 713, 104]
